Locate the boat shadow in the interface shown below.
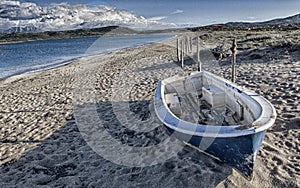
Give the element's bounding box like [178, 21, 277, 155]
[0, 100, 232, 187]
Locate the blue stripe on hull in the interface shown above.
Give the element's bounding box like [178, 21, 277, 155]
[164, 126, 267, 179]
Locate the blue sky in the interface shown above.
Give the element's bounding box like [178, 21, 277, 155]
[20, 0, 300, 26]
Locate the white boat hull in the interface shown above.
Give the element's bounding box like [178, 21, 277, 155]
[154, 71, 276, 179]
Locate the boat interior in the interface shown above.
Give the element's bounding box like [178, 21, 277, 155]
[162, 72, 261, 126]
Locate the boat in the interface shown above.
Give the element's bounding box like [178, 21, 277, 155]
[154, 71, 276, 179]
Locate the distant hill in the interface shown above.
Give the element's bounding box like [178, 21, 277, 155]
[189, 13, 300, 31]
[226, 14, 300, 28]
[0, 26, 139, 43]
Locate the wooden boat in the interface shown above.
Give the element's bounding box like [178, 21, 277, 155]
[154, 71, 276, 179]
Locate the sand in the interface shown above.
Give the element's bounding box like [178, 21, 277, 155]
[0, 30, 299, 187]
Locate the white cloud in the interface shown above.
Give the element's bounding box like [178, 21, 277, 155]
[171, 9, 184, 15]
[247, 16, 257, 20]
[239, 16, 260, 23]
[148, 16, 167, 21]
[0, 0, 174, 32]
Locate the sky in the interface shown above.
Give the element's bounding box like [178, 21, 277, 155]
[19, 0, 300, 27]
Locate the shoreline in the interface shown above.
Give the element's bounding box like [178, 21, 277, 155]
[0, 33, 176, 83]
[0, 34, 129, 45]
[0, 30, 299, 187]
[0, 32, 177, 45]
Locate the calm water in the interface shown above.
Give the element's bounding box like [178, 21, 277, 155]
[0, 34, 173, 79]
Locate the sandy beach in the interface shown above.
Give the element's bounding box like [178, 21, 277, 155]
[0, 30, 299, 187]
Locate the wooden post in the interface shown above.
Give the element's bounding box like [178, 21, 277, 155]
[177, 37, 180, 62]
[197, 36, 201, 71]
[185, 36, 188, 54]
[181, 39, 184, 68]
[189, 36, 192, 53]
[185, 36, 188, 55]
[187, 36, 190, 53]
[231, 39, 237, 83]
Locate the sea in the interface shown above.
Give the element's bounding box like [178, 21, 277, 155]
[0, 34, 173, 80]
